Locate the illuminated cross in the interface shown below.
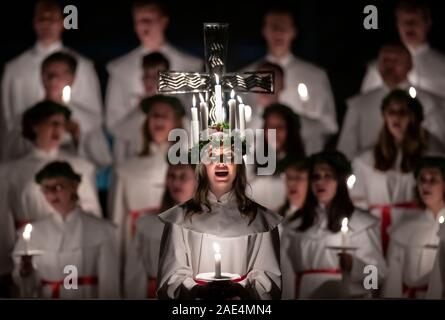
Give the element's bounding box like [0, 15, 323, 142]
[158, 23, 274, 124]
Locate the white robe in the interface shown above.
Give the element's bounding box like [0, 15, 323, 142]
[109, 143, 169, 258]
[5, 147, 101, 228]
[383, 208, 443, 298]
[12, 207, 119, 299]
[244, 53, 338, 151]
[361, 44, 445, 99]
[0, 165, 15, 278]
[337, 84, 445, 160]
[248, 174, 286, 212]
[281, 207, 386, 299]
[157, 191, 282, 300]
[1, 42, 103, 155]
[124, 211, 164, 299]
[426, 224, 445, 299]
[105, 43, 202, 132]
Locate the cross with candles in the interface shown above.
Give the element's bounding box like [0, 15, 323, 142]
[158, 23, 274, 126]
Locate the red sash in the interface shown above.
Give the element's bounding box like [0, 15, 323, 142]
[147, 277, 157, 299]
[41, 276, 98, 299]
[369, 202, 418, 256]
[194, 273, 248, 286]
[295, 268, 341, 299]
[403, 283, 428, 299]
[129, 207, 159, 238]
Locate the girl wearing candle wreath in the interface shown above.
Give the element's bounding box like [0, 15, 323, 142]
[384, 157, 445, 298]
[157, 131, 282, 300]
[281, 151, 386, 299]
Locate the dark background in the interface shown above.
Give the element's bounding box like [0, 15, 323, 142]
[1, 0, 444, 126]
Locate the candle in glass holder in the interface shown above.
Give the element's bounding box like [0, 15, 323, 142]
[213, 242, 221, 279]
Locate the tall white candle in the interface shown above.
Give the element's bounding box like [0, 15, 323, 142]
[23, 223, 33, 255]
[228, 90, 237, 133]
[62, 85, 71, 105]
[199, 93, 209, 140]
[214, 74, 223, 123]
[191, 95, 199, 147]
[237, 96, 246, 137]
[213, 242, 221, 279]
[341, 217, 349, 248]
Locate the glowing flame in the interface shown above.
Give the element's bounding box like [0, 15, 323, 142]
[439, 216, 444, 224]
[23, 223, 33, 241]
[213, 242, 220, 254]
[297, 83, 309, 101]
[409, 86, 417, 99]
[215, 74, 220, 85]
[199, 93, 205, 103]
[244, 105, 252, 122]
[341, 217, 349, 234]
[347, 174, 357, 190]
[62, 85, 71, 104]
[230, 89, 235, 99]
[237, 96, 243, 104]
[192, 94, 196, 107]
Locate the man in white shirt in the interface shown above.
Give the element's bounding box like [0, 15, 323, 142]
[105, 0, 202, 132]
[1, 0, 103, 156]
[361, 0, 445, 98]
[338, 43, 445, 160]
[244, 7, 338, 151]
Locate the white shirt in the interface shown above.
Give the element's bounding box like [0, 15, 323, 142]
[157, 191, 282, 299]
[105, 43, 202, 132]
[12, 207, 119, 299]
[361, 44, 445, 99]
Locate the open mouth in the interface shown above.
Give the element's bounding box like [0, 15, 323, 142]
[215, 171, 229, 177]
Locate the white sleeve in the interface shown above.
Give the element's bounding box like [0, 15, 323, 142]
[77, 165, 102, 217]
[74, 60, 103, 117]
[337, 101, 359, 160]
[317, 71, 338, 134]
[105, 72, 128, 132]
[280, 231, 296, 299]
[124, 229, 148, 299]
[98, 224, 120, 299]
[77, 127, 112, 168]
[426, 240, 445, 299]
[382, 240, 405, 298]
[108, 170, 127, 256]
[1, 64, 14, 134]
[360, 62, 381, 93]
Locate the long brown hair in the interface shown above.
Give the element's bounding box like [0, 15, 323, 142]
[374, 89, 427, 173]
[185, 161, 258, 223]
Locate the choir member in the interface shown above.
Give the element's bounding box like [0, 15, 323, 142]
[281, 151, 386, 299]
[244, 6, 338, 151]
[111, 53, 171, 164]
[1, 0, 103, 156]
[13, 161, 119, 298]
[109, 95, 185, 263]
[350, 90, 444, 255]
[105, 0, 202, 131]
[249, 103, 306, 212]
[124, 163, 196, 298]
[338, 43, 445, 160]
[361, 0, 445, 98]
[2, 52, 111, 168]
[384, 157, 445, 298]
[4, 100, 101, 229]
[157, 144, 282, 300]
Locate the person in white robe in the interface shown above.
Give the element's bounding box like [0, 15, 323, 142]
[277, 159, 309, 299]
[249, 104, 306, 212]
[12, 162, 119, 299]
[384, 157, 445, 298]
[105, 0, 202, 132]
[157, 143, 282, 300]
[281, 151, 386, 299]
[109, 95, 185, 265]
[361, 1, 445, 98]
[426, 222, 445, 299]
[124, 163, 196, 298]
[243, 8, 337, 151]
[338, 43, 445, 160]
[351, 90, 445, 255]
[112, 53, 171, 164]
[5, 101, 101, 230]
[1, 0, 103, 156]
[2, 52, 111, 168]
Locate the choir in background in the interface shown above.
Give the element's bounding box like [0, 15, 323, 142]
[1, 0, 445, 299]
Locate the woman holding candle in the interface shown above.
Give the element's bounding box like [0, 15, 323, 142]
[384, 157, 445, 298]
[124, 163, 196, 298]
[157, 138, 282, 300]
[281, 151, 386, 299]
[350, 89, 445, 255]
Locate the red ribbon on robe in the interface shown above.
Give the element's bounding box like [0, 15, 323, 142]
[41, 276, 98, 299]
[129, 207, 159, 238]
[369, 202, 418, 256]
[295, 268, 341, 299]
[147, 277, 157, 299]
[403, 283, 428, 299]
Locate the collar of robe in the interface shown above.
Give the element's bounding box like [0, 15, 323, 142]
[52, 206, 81, 226]
[35, 40, 63, 56]
[265, 52, 293, 68]
[158, 194, 282, 238]
[31, 146, 59, 160]
[407, 43, 430, 57]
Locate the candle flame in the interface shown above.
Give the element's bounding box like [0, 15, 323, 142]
[297, 83, 309, 101]
[23, 223, 33, 241]
[347, 174, 356, 190]
[62, 85, 71, 104]
[237, 96, 243, 104]
[192, 94, 196, 107]
[215, 74, 219, 85]
[244, 105, 252, 122]
[409, 86, 417, 99]
[230, 89, 235, 99]
[199, 93, 205, 103]
[341, 217, 349, 234]
[439, 216, 444, 224]
[213, 242, 220, 253]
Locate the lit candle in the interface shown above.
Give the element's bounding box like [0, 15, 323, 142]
[213, 242, 221, 279]
[214, 74, 223, 123]
[23, 223, 33, 255]
[244, 105, 252, 123]
[341, 217, 349, 248]
[237, 96, 246, 137]
[439, 215, 444, 224]
[347, 174, 356, 190]
[199, 93, 209, 140]
[409, 86, 417, 99]
[62, 85, 71, 105]
[228, 90, 237, 133]
[297, 83, 309, 102]
[191, 95, 200, 147]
